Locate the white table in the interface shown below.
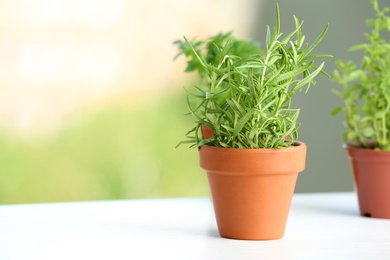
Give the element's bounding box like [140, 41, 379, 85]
[1, 192, 390, 259]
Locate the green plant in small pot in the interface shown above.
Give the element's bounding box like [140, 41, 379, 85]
[175, 4, 330, 239]
[333, 0, 390, 219]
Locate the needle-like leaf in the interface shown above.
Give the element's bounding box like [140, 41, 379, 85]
[175, 4, 330, 148]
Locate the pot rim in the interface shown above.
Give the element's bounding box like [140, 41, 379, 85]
[344, 143, 390, 161]
[199, 141, 306, 175]
[343, 143, 390, 153]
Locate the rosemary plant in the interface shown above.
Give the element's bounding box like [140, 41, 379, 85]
[176, 4, 330, 149]
[333, 0, 390, 151]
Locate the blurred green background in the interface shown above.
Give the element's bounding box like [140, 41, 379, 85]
[0, 0, 378, 204]
[0, 92, 209, 204]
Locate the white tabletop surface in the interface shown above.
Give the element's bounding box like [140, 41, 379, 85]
[1, 192, 390, 260]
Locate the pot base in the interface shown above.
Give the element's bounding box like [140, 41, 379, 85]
[207, 173, 298, 240]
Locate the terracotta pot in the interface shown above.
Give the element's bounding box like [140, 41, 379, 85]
[201, 125, 213, 139]
[345, 144, 390, 219]
[199, 142, 307, 240]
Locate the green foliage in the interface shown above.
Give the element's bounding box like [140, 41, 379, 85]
[333, 0, 390, 150]
[175, 4, 330, 149]
[174, 32, 261, 77]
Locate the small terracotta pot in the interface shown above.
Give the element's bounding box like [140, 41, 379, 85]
[199, 142, 307, 240]
[201, 125, 213, 139]
[345, 144, 390, 219]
